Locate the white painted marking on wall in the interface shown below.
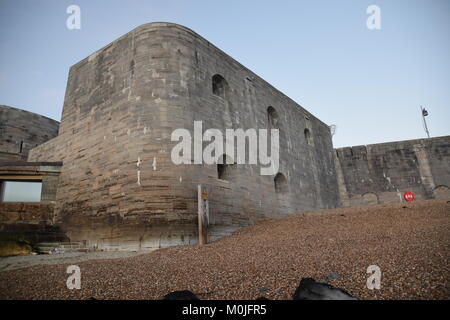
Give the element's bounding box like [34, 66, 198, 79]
[137, 157, 141, 186]
[396, 188, 402, 202]
[179, 176, 182, 182]
[109, 74, 114, 87]
[153, 157, 157, 171]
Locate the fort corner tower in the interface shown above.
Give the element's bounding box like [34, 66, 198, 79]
[28, 23, 340, 250]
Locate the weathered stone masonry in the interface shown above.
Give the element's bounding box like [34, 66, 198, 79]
[334, 136, 450, 207]
[28, 22, 339, 250]
[4, 22, 446, 251]
[0, 105, 59, 162]
[0, 106, 63, 245]
[0, 162, 67, 244]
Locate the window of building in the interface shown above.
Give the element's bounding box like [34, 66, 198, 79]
[274, 173, 288, 194]
[304, 128, 312, 145]
[217, 163, 227, 180]
[212, 74, 228, 98]
[217, 155, 235, 181]
[267, 106, 279, 128]
[0, 180, 42, 202]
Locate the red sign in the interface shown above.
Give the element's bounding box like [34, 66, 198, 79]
[403, 192, 415, 202]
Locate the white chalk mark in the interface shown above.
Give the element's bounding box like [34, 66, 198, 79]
[137, 157, 141, 186]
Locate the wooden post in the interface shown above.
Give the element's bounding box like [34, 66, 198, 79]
[198, 184, 209, 245]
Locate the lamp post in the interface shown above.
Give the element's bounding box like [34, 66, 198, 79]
[421, 106, 430, 139]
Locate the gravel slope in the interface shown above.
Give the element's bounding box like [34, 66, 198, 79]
[0, 199, 449, 300]
[0, 251, 147, 272]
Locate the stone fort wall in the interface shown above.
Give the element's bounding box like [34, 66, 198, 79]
[28, 22, 339, 250]
[25, 23, 449, 251]
[0, 105, 59, 162]
[334, 136, 450, 207]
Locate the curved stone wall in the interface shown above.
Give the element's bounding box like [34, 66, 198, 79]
[29, 23, 339, 250]
[0, 105, 59, 162]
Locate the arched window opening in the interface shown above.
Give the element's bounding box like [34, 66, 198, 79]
[212, 74, 228, 98]
[217, 163, 226, 180]
[274, 173, 288, 194]
[217, 154, 235, 181]
[304, 128, 312, 145]
[267, 106, 279, 128]
[362, 192, 378, 206]
[433, 185, 450, 199]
